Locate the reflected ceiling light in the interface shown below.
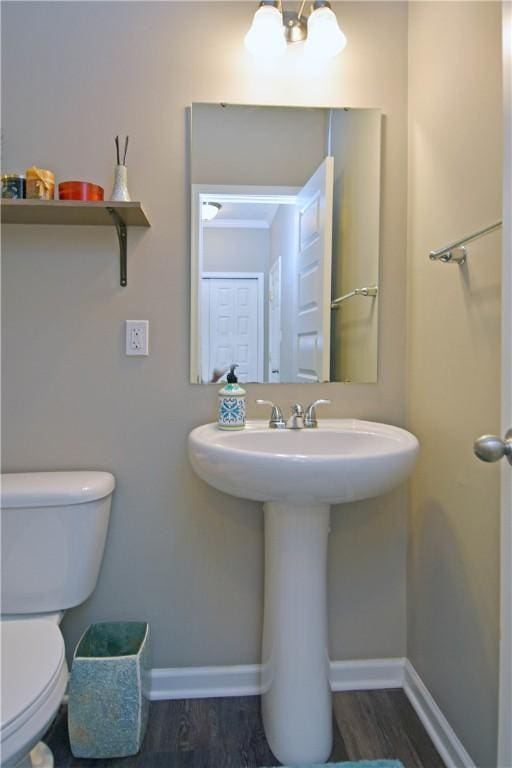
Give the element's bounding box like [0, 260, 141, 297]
[244, 0, 346, 59]
[202, 202, 222, 221]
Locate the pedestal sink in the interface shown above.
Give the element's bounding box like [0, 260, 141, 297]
[188, 419, 419, 764]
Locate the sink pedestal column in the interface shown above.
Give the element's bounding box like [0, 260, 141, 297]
[261, 501, 332, 765]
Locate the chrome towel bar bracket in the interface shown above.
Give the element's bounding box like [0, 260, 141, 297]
[430, 245, 467, 264]
[331, 285, 378, 309]
[429, 221, 502, 265]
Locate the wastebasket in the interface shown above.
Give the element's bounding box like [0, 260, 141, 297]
[68, 621, 150, 758]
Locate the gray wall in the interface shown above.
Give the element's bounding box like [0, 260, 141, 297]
[191, 104, 327, 187]
[406, 3, 502, 765]
[1, 1, 409, 667]
[203, 227, 269, 275]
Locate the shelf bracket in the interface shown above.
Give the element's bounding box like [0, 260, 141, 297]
[106, 207, 128, 287]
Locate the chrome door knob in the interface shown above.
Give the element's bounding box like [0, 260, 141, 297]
[474, 429, 512, 465]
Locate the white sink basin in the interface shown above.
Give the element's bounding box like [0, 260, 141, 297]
[188, 419, 419, 504]
[187, 418, 419, 765]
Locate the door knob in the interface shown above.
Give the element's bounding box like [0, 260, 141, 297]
[474, 429, 512, 465]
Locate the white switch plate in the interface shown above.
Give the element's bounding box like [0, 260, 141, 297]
[125, 320, 149, 356]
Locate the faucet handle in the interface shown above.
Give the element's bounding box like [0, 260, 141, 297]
[255, 400, 286, 429]
[304, 399, 331, 428]
[291, 402, 304, 416]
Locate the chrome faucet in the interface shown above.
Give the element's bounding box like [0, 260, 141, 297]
[256, 398, 331, 429]
[286, 402, 305, 429]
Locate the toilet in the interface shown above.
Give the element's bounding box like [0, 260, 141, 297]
[0, 471, 115, 768]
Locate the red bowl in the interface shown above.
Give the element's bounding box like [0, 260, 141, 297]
[58, 181, 104, 201]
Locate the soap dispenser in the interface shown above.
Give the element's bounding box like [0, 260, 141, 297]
[218, 364, 246, 430]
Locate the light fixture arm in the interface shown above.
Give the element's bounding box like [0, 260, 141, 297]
[297, 0, 308, 19]
[282, 0, 337, 45]
[258, 0, 334, 14]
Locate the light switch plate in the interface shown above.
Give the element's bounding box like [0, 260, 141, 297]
[125, 320, 149, 356]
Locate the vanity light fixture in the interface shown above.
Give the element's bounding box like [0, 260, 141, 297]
[245, 0, 347, 58]
[202, 202, 222, 221]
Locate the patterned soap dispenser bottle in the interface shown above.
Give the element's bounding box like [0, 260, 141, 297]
[218, 365, 246, 431]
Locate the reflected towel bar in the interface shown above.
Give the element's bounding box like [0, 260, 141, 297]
[429, 221, 502, 264]
[331, 285, 378, 309]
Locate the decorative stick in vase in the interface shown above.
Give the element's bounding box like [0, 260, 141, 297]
[110, 134, 131, 201]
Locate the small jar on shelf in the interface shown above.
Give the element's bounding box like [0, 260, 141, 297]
[26, 166, 55, 200]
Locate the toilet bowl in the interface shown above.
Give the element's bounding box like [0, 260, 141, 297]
[0, 471, 115, 767]
[1, 620, 68, 767]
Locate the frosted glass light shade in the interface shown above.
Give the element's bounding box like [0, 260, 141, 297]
[305, 6, 347, 57]
[244, 5, 286, 58]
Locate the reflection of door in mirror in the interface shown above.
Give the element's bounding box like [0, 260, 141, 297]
[195, 163, 333, 385]
[268, 259, 281, 383]
[201, 274, 264, 383]
[190, 104, 381, 384]
[294, 157, 334, 383]
[194, 186, 299, 384]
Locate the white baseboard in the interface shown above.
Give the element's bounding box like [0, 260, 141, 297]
[149, 664, 262, 700]
[149, 657, 405, 701]
[403, 660, 476, 768]
[329, 658, 405, 691]
[150, 657, 475, 768]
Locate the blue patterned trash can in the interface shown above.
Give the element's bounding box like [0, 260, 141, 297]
[68, 622, 150, 758]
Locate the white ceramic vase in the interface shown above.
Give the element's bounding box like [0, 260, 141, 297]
[110, 164, 131, 202]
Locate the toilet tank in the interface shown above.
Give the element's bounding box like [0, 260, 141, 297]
[1, 471, 115, 616]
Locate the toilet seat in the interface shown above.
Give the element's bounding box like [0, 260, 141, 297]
[1, 620, 68, 768]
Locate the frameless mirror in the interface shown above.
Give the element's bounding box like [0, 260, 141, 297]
[190, 103, 381, 384]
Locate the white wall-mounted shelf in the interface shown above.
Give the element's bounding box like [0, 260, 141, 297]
[1, 199, 151, 286]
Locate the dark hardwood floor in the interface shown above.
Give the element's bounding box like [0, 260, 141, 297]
[45, 690, 445, 768]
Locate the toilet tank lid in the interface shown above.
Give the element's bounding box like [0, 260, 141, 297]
[1, 471, 116, 508]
